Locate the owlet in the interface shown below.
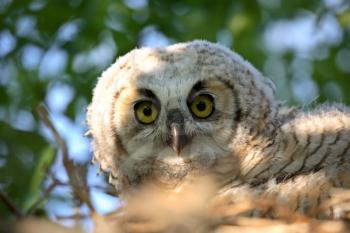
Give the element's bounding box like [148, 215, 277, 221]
[87, 40, 350, 218]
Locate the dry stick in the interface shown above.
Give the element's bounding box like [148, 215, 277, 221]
[0, 189, 23, 218]
[36, 104, 95, 212]
[26, 176, 64, 215]
[27, 180, 115, 216]
[55, 213, 90, 220]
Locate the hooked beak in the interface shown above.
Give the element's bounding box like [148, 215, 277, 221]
[166, 109, 189, 155]
[168, 123, 189, 155]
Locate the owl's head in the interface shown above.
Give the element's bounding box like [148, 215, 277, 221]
[87, 40, 277, 192]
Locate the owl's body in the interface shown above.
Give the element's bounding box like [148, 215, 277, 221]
[87, 40, 350, 218]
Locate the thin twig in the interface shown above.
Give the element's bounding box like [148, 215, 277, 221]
[90, 184, 118, 196]
[0, 189, 23, 218]
[36, 104, 95, 212]
[55, 213, 90, 220]
[26, 177, 64, 215]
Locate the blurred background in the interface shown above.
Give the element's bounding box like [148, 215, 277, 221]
[0, 0, 349, 231]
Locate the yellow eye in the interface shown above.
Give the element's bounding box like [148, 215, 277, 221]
[190, 94, 214, 119]
[134, 101, 159, 124]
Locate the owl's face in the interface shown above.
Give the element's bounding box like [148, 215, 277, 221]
[88, 41, 276, 191]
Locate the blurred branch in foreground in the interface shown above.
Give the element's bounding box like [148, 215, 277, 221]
[0, 218, 81, 233]
[92, 179, 350, 233]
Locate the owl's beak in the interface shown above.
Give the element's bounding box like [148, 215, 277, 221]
[166, 109, 189, 155]
[168, 122, 189, 155]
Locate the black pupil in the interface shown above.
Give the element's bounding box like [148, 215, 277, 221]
[196, 101, 206, 111]
[143, 106, 152, 116]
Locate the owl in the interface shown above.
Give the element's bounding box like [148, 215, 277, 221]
[86, 40, 350, 218]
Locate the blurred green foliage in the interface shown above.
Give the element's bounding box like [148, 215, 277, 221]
[0, 0, 349, 220]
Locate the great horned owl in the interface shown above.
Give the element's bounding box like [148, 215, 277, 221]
[87, 40, 350, 217]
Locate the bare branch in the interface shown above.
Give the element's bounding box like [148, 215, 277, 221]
[26, 176, 64, 215]
[36, 104, 95, 213]
[0, 189, 23, 219]
[55, 213, 89, 220]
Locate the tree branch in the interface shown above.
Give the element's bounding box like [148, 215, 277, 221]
[0, 189, 23, 219]
[36, 104, 95, 213]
